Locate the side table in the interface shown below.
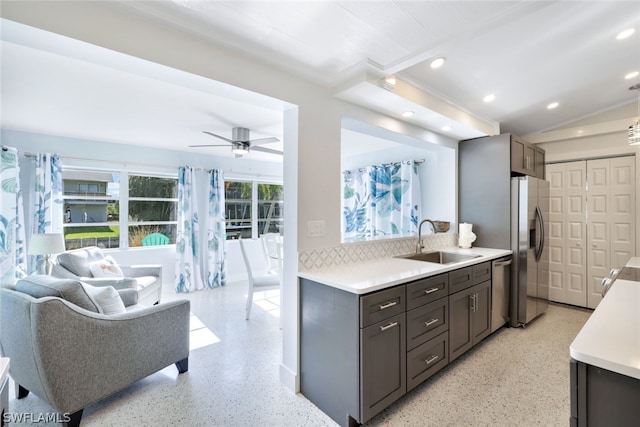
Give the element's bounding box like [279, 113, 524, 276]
[0, 358, 9, 427]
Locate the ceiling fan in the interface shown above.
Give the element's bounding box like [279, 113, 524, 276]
[190, 127, 282, 156]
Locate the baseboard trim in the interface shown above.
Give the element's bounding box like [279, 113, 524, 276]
[279, 363, 299, 393]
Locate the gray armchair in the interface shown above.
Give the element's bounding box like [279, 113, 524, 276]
[0, 275, 190, 427]
[52, 246, 162, 306]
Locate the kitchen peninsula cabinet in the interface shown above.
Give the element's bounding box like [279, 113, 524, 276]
[299, 247, 511, 426]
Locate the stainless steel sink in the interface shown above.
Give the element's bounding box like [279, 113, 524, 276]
[395, 251, 481, 264]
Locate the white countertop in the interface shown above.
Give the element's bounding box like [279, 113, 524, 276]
[570, 257, 640, 379]
[298, 246, 512, 294]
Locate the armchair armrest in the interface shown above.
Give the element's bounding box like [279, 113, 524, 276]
[120, 264, 162, 278]
[32, 298, 190, 414]
[116, 288, 138, 307]
[76, 277, 138, 291]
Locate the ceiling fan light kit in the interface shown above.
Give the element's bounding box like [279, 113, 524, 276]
[232, 143, 249, 155]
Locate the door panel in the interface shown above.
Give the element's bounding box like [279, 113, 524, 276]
[609, 157, 635, 271]
[547, 162, 587, 306]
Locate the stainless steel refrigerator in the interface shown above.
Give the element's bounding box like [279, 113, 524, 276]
[510, 176, 549, 326]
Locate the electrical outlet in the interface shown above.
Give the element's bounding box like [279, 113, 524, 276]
[307, 220, 325, 237]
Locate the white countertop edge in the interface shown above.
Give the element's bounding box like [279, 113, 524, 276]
[298, 247, 512, 295]
[569, 276, 640, 380]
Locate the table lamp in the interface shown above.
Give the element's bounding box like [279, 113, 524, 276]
[28, 233, 66, 275]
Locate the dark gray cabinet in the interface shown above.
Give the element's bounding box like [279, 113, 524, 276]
[449, 262, 492, 362]
[300, 262, 493, 426]
[570, 359, 640, 426]
[535, 146, 546, 179]
[361, 312, 406, 422]
[406, 274, 449, 392]
[359, 285, 407, 421]
[511, 136, 536, 176]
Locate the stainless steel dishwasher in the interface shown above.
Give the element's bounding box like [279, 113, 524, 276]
[491, 256, 512, 332]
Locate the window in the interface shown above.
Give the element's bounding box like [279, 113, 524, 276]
[258, 183, 283, 234]
[62, 170, 178, 249]
[225, 180, 283, 239]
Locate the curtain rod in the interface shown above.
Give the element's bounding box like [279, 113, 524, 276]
[23, 152, 178, 170]
[22, 152, 282, 180]
[343, 158, 425, 174]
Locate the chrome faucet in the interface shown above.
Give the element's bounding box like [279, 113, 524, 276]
[416, 219, 436, 254]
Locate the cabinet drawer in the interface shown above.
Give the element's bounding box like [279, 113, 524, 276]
[472, 262, 491, 285]
[406, 331, 449, 392]
[449, 267, 473, 294]
[406, 297, 448, 351]
[360, 286, 405, 328]
[406, 273, 448, 310]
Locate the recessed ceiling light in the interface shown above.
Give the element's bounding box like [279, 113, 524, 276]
[483, 94, 496, 103]
[441, 125, 452, 131]
[616, 28, 635, 40]
[401, 110, 415, 118]
[430, 57, 446, 69]
[547, 102, 559, 110]
[625, 71, 639, 80]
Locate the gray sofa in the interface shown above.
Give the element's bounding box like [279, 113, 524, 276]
[52, 246, 162, 306]
[0, 275, 190, 427]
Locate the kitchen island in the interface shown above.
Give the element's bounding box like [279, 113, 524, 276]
[299, 246, 511, 426]
[569, 256, 640, 426]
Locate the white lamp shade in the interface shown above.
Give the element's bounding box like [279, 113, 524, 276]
[28, 233, 66, 255]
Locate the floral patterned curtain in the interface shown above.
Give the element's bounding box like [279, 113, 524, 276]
[204, 169, 226, 288]
[0, 146, 27, 283]
[175, 166, 203, 292]
[343, 160, 421, 240]
[30, 153, 63, 273]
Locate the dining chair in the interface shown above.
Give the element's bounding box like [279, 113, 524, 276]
[238, 238, 281, 319]
[261, 233, 283, 274]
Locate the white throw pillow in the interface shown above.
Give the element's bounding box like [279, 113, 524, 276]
[88, 255, 124, 278]
[82, 284, 126, 315]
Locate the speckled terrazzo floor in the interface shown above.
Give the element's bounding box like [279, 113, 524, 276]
[7, 280, 591, 427]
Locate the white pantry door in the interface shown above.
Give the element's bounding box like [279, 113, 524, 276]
[586, 157, 636, 309]
[547, 162, 587, 306]
[547, 156, 635, 309]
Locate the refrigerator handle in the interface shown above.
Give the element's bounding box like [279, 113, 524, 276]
[534, 205, 544, 262]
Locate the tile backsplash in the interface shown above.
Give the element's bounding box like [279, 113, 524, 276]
[299, 233, 458, 271]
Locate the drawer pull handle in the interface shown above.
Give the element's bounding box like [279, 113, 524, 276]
[425, 355, 439, 365]
[425, 318, 439, 327]
[424, 287, 439, 294]
[380, 322, 398, 331]
[379, 301, 398, 310]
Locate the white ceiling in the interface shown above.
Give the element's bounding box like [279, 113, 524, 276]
[1, 1, 639, 156]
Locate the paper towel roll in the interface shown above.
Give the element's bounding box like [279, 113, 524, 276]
[459, 223, 476, 248]
[459, 223, 473, 234]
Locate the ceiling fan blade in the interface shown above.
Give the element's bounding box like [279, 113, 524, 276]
[249, 137, 280, 146]
[188, 144, 231, 147]
[252, 146, 283, 155]
[202, 131, 233, 143]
